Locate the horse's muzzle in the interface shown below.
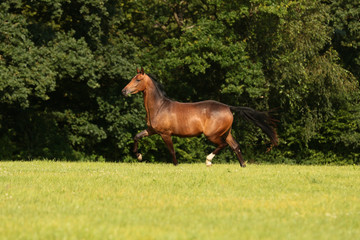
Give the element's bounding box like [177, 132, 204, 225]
[122, 88, 130, 97]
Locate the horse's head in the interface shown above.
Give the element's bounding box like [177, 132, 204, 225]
[122, 67, 150, 96]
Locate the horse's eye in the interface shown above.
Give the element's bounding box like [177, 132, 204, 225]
[136, 79, 141, 82]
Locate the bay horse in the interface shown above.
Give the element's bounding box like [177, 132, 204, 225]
[122, 67, 278, 167]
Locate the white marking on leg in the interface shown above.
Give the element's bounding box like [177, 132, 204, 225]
[207, 153, 215, 160]
[206, 153, 215, 166]
[137, 153, 142, 161]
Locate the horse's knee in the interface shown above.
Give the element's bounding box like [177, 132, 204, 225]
[134, 130, 150, 141]
[134, 133, 141, 141]
[134, 133, 143, 141]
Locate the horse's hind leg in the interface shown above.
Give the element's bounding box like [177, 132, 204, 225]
[225, 133, 246, 167]
[206, 136, 228, 166]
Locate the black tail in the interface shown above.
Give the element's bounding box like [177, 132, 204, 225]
[230, 106, 279, 146]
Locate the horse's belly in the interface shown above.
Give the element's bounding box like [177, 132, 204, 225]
[152, 112, 204, 137]
[172, 115, 204, 137]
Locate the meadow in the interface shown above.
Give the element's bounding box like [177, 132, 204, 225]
[1, 161, 359, 240]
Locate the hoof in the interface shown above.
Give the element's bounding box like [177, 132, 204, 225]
[206, 160, 212, 167]
[241, 163, 246, 168]
[136, 153, 142, 161]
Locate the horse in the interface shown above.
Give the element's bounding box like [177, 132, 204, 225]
[122, 67, 278, 167]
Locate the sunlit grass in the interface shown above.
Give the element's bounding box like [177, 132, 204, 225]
[1, 161, 359, 239]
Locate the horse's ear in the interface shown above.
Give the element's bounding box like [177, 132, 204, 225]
[137, 68, 140, 74]
[140, 67, 144, 75]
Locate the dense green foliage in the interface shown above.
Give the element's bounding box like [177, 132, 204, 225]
[0, 0, 359, 164]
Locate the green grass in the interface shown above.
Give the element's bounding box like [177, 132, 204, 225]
[1, 161, 359, 240]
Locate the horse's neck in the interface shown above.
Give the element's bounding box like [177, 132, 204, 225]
[143, 82, 165, 124]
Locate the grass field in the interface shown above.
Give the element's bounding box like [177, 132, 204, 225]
[1, 161, 359, 240]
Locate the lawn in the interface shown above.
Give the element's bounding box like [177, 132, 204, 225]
[1, 161, 359, 239]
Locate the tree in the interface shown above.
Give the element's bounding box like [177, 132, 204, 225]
[330, 0, 360, 81]
[0, 0, 138, 160]
[0, 0, 359, 164]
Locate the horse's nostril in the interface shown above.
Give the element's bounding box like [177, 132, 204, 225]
[122, 88, 127, 96]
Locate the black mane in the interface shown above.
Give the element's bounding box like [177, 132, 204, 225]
[147, 73, 168, 98]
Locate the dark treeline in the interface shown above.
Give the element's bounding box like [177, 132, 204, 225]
[1, 0, 359, 164]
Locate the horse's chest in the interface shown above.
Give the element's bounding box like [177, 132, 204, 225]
[149, 114, 172, 132]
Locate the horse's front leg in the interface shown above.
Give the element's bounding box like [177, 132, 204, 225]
[133, 129, 153, 161]
[160, 134, 178, 165]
